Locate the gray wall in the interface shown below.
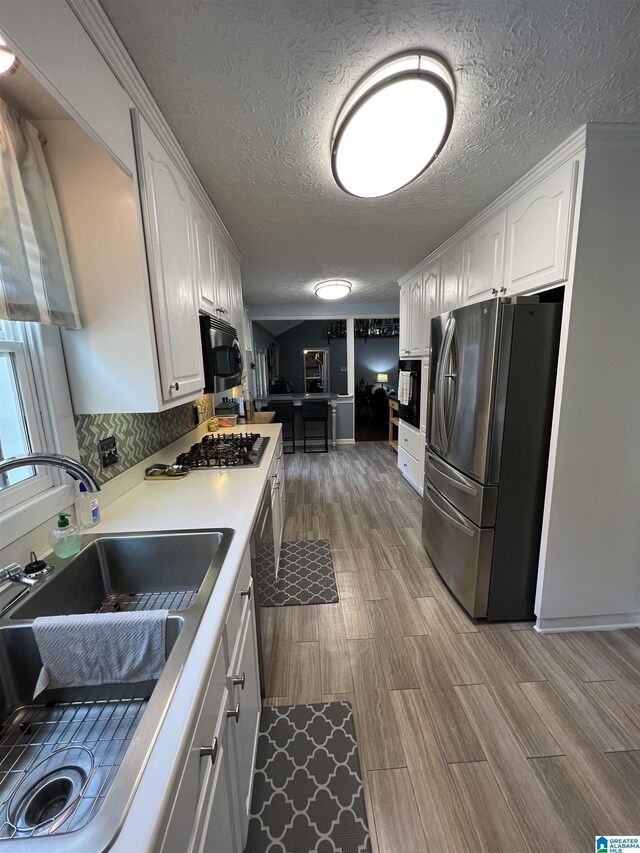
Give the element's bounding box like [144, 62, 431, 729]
[252, 322, 277, 352]
[276, 321, 348, 394]
[354, 336, 399, 390]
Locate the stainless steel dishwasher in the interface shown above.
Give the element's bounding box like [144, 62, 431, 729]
[250, 481, 275, 697]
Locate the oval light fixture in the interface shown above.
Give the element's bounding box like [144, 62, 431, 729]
[0, 34, 16, 76]
[314, 279, 352, 300]
[331, 52, 455, 198]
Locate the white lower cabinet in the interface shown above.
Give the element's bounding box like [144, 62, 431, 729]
[398, 420, 424, 495]
[228, 593, 262, 840]
[160, 647, 237, 852]
[161, 547, 262, 853]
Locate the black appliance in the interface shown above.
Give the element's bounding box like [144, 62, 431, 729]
[397, 358, 421, 428]
[200, 314, 243, 394]
[176, 433, 270, 469]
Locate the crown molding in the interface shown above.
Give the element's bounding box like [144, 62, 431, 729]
[67, 0, 241, 262]
[398, 124, 588, 286]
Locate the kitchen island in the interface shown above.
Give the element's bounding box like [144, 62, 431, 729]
[263, 393, 353, 449]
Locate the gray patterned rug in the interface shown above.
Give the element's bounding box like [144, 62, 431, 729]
[245, 702, 371, 853]
[257, 540, 339, 607]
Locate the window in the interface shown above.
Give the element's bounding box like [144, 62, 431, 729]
[0, 320, 58, 513]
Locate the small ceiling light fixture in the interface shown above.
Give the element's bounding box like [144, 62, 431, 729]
[0, 34, 17, 76]
[331, 51, 455, 198]
[314, 279, 352, 300]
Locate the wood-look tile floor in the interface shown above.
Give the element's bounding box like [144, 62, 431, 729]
[261, 442, 640, 853]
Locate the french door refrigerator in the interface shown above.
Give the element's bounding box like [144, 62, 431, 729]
[422, 296, 562, 620]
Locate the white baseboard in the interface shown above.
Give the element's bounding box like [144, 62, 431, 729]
[336, 438, 356, 445]
[535, 612, 640, 633]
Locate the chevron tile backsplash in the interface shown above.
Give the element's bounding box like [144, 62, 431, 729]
[75, 394, 214, 485]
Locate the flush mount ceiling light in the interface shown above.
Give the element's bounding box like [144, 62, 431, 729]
[314, 279, 352, 300]
[331, 52, 455, 198]
[0, 34, 17, 76]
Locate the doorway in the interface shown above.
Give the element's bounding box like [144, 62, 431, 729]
[354, 319, 399, 442]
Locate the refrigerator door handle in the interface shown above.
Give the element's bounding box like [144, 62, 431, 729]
[425, 483, 476, 538]
[426, 452, 478, 496]
[437, 317, 456, 452]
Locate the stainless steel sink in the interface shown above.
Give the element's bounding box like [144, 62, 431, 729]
[0, 528, 234, 844]
[11, 531, 226, 619]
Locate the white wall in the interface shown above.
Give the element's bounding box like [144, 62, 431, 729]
[535, 124, 640, 631]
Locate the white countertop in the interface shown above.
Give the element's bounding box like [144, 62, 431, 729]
[93, 422, 281, 851]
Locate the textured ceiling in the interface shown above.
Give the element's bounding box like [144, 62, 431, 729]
[100, 0, 640, 309]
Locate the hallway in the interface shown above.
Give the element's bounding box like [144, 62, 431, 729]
[261, 443, 640, 852]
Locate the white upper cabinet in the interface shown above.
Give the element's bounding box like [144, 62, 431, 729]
[133, 111, 204, 402]
[439, 243, 464, 312]
[503, 159, 578, 296]
[408, 275, 425, 356]
[463, 212, 506, 304]
[422, 259, 441, 350]
[191, 193, 217, 317]
[399, 282, 411, 356]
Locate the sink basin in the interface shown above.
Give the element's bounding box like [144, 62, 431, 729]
[11, 531, 225, 619]
[0, 618, 184, 838]
[0, 527, 234, 842]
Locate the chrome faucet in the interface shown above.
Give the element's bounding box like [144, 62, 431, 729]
[0, 453, 100, 492]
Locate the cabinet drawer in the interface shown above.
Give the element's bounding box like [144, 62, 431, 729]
[398, 420, 422, 461]
[225, 549, 252, 667]
[398, 446, 421, 492]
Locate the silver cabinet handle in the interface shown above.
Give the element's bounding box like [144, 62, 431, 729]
[240, 586, 251, 600]
[226, 703, 240, 722]
[491, 288, 498, 295]
[200, 736, 218, 764]
[232, 673, 246, 689]
[169, 382, 180, 391]
[216, 306, 228, 314]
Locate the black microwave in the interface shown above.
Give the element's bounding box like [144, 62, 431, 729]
[200, 314, 243, 393]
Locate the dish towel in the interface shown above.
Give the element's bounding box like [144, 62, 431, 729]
[32, 610, 168, 698]
[398, 370, 412, 406]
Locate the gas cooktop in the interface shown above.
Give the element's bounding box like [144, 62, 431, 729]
[176, 433, 269, 469]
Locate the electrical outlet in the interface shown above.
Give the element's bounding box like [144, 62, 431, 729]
[97, 436, 118, 469]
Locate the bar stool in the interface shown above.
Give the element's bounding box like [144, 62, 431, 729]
[268, 401, 296, 453]
[301, 399, 329, 453]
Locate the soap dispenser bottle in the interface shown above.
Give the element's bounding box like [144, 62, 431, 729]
[48, 512, 82, 558]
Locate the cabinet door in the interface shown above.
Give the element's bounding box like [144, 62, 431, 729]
[133, 112, 204, 402]
[190, 193, 217, 316]
[160, 647, 238, 853]
[440, 243, 464, 312]
[191, 694, 239, 853]
[399, 283, 411, 356]
[423, 260, 441, 325]
[212, 232, 231, 321]
[408, 276, 424, 355]
[229, 605, 262, 843]
[463, 212, 505, 304]
[504, 159, 578, 296]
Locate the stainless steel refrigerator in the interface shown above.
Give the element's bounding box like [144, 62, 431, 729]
[422, 296, 562, 620]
